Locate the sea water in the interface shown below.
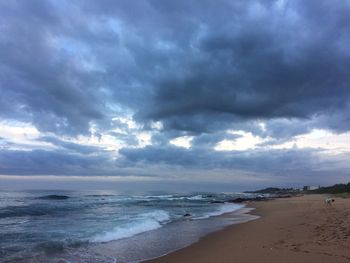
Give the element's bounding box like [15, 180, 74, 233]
[0, 190, 259, 263]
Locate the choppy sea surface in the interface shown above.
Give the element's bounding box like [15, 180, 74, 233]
[0, 190, 259, 263]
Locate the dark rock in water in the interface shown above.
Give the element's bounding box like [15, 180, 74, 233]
[183, 213, 191, 217]
[210, 200, 225, 204]
[228, 196, 271, 203]
[228, 198, 246, 203]
[38, 195, 70, 200]
[85, 194, 115, 197]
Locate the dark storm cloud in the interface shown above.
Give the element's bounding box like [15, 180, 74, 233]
[1, 0, 350, 137]
[137, 0, 350, 133]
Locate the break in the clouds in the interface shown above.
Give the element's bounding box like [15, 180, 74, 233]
[1, 0, 350, 188]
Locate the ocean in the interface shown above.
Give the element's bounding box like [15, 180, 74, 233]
[0, 190, 259, 263]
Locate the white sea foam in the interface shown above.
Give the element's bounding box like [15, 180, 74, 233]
[147, 194, 205, 201]
[145, 195, 174, 198]
[187, 195, 204, 200]
[91, 210, 170, 243]
[193, 203, 244, 220]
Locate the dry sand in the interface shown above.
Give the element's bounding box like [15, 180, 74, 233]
[145, 194, 350, 263]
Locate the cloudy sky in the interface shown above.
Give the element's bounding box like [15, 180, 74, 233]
[1, 0, 350, 191]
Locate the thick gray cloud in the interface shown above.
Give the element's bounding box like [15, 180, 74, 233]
[118, 144, 350, 183]
[1, 0, 350, 135]
[137, 0, 350, 133]
[1, 0, 350, 186]
[38, 136, 103, 154]
[0, 149, 110, 176]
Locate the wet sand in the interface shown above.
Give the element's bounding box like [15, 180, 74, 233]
[145, 195, 350, 263]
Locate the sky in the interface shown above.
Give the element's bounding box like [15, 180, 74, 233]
[1, 0, 350, 191]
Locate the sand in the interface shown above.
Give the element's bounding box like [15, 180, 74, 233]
[145, 194, 350, 263]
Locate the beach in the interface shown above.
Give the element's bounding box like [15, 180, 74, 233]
[145, 194, 350, 263]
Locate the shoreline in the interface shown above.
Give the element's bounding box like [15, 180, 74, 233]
[88, 203, 259, 263]
[144, 194, 350, 263]
[141, 203, 261, 263]
[138, 206, 259, 263]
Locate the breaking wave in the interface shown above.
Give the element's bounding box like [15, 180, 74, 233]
[91, 210, 170, 243]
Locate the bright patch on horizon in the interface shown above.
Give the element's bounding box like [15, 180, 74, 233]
[150, 121, 163, 130]
[215, 131, 265, 151]
[271, 129, 350, 153]
[258, 121, 267, 132]
[74, 133, 123, 152]
[113, 116, 140, 130]
[169, 136, 193, 149]
[136, 132, 152, 148]
[75, 122, 152, 151]
[0, 121, 52, 150]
